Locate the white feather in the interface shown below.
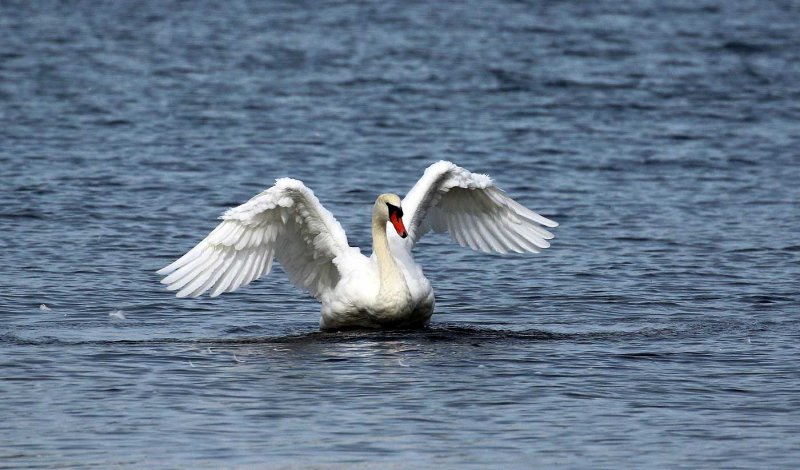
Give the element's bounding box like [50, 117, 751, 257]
[159, 179, 352, 298]
[402, 161, 557, 255]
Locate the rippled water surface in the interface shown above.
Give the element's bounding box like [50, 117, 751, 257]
[2, 1, 800, 468]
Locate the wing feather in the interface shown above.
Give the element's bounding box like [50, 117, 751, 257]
[474, 217, 504, 253]
[463, 213, 488, 252]
[486, 216, 526, 253]
[178, 248, 228, 298]
[448, 212, 468, 247]
[401, 161, 557, 255]
[218, 255, 245, 295]
[159, 178, 354, 299]
[465, 214, 490, 253]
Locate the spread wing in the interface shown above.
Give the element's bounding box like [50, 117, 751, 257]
[401, 161, 557, 253]
[157, 178, 353, 299]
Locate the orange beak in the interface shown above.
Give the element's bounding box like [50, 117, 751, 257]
[390, 211, 408, 238]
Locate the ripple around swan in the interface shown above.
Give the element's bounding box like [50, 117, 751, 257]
[0, 320, 752, 348]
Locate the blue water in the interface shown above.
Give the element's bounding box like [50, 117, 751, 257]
[2, 1, 799, 468]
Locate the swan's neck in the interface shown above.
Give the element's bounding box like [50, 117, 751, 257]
[372, 215, 406, 297]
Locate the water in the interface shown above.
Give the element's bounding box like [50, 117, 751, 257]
[2, 1, 799, 468]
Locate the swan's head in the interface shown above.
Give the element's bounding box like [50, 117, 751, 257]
[375, 193, 407, 238]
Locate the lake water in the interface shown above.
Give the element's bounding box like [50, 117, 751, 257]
[2, 1, 799, 468]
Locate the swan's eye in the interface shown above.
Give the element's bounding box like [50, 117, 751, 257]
[386, 203, 403, 218]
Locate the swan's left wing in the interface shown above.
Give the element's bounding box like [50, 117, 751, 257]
[402, 161, 557, 253]
[157, 178, 353, 299]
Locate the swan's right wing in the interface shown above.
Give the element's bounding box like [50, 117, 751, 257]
[158, 178, 353, 299]
[402, 161, 557, 253]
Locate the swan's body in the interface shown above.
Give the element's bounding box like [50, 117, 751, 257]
[158, 161, 557, 330]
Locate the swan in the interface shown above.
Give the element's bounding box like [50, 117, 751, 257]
[157, 161, 557, 330]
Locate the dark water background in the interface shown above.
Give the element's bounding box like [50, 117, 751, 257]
[2, 1, 799, 468]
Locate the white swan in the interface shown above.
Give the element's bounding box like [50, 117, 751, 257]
[158, 161, 557, 330]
